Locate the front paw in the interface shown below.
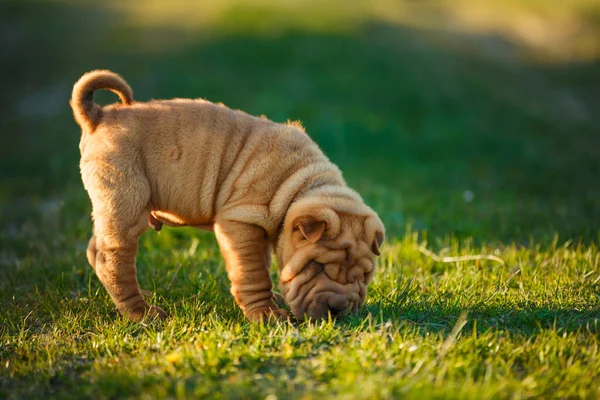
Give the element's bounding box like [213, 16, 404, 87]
[121, 301, 168, 322]
[245, 305, 289, 323]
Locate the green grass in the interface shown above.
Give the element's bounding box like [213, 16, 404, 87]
[1, 0, 599, 398]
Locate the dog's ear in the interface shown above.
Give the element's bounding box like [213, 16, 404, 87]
[371, 231, 384, 256]
[294, 216, 327, 243]
[288, 206, 340, 243]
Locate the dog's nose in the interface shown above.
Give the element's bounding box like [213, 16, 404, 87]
[327, 305, 346, 317]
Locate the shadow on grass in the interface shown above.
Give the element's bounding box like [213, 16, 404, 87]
[360, 299, 600, 336]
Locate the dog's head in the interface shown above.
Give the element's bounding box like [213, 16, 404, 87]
[276, 189, 385, 320]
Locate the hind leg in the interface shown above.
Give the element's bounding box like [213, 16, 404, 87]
[92, 213, 166, 321]
[88, 233, 156, 301]
[83, 164, 166, 321]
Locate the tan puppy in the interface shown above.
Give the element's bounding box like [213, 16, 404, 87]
[71, 70, 385, 322]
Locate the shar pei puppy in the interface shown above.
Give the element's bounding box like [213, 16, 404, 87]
[71, 70, 385, 323]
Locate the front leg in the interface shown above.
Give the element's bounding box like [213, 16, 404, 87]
[214, 219, 288, 322]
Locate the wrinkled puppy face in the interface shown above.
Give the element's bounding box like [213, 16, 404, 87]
[277, 204, 384, 320]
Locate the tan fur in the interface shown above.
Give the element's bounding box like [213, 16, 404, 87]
[71, 70, 384, 322]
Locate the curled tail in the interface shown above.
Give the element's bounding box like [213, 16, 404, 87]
[70, 70, 133, 132]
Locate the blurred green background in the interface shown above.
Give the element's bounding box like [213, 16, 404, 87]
[1, 0, 599, 243]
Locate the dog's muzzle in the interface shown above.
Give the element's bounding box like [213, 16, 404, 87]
[282, 261, 364, 320]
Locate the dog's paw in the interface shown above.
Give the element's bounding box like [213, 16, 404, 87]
[145, 305, 168, 320]
[123, 302, 168, 322]
[245, 305, 290, 323]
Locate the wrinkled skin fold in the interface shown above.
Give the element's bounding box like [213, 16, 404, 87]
[276, 196, 384, 320]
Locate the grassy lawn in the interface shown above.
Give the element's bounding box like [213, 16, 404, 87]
[1, 0, 599, 398]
